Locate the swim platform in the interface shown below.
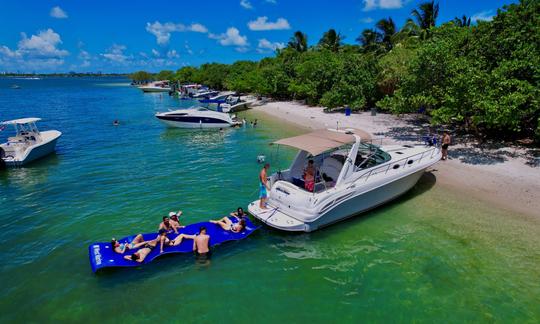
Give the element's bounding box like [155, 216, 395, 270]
[88, 217, 259, 273]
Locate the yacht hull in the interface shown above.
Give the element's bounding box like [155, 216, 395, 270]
[140, 87, 171, 93]
[158, 119, 232, 129]
[249, 168, 426, 232]
[2, 130, 61, 167]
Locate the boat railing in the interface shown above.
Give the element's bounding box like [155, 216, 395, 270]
[353, 146, 439, 184]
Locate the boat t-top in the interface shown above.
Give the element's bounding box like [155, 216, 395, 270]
[0, 118, 62, 167]
[248, 128, 441, 232]
[155, 106, 240, 129]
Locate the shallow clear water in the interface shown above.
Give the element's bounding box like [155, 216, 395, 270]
[1, 77, 539, 322]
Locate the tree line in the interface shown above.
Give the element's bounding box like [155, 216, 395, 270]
[131, 0, 539, 141]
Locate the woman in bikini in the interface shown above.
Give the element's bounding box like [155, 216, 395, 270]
[210, 217, 246, 233]
[124, 230, 169, 262]
[111, 234, 146, 254]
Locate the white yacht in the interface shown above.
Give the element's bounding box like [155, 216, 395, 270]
[155, 107, 239, 129]
[0, 118, 62, 167]
[248, 128, 441, 232]
[139, 81, 171, 93]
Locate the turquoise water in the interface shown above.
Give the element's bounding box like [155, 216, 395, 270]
[1, 77, 539, 323]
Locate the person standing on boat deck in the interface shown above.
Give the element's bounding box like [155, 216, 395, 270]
[442, 132, 451, 161]
[304, 160, 316, 192]
[259, 163, 270, 209]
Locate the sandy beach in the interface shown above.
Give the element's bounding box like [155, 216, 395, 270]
[254, 101, 540, 219]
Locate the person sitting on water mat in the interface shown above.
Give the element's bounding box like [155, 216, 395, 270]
[159, 216, 181, 234]
[111, 234, 146, 254]
[169, 211, 185, 230]
[230, 207, 247, 220]
[210, 217, 246, 233]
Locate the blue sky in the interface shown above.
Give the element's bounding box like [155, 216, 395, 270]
[0, 0, 517, 73]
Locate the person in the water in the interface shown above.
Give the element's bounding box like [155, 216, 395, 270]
[193, 226, 210, 257]
[210, 217, 246, 233]
[159, 216, 180, 234]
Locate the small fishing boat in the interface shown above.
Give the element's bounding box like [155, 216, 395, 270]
[0, 118, 62, 167]
[248, 128, 441, 232]
[155, 107, 240, 129]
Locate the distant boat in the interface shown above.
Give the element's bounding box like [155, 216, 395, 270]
[10, 84, 21, 89]
[139, 81, 171, 93]
[0, 118, 62, 167]
[155, 107, 239, 129]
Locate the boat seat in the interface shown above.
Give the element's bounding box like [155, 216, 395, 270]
[320, 157, 342, 183]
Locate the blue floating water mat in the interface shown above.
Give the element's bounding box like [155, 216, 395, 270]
[88, 217, 259, 273]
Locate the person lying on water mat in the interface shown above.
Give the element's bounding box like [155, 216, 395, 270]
[210, 217, 246, 233]
[111, 234, 146, 254]
[123, 230, 169, 262]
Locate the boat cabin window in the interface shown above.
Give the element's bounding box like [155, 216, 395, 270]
[354, 143, 391, 171]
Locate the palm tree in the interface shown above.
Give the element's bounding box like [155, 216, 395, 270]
[408, 0, 439, 38]
[453, 15, 471, 27]
[356, 29, 381, 53]
[318, 29, 343, 52]
[376, 17, 396, 51]
[287, 31, 308, 52]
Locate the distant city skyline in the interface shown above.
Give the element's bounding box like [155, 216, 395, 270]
[0, 0, 516, 73]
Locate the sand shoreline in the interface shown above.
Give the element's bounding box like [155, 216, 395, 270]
[252, 101, 540, 219]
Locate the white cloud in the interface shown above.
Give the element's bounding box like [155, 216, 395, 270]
[185, 42, 193, 55]
[17, 29, 69, 59]
[101, 44, 130, 63]
[360, 17, 374, 24]
[248, 17, 291, 31]
[471, 10, 495, 22]
[210, 27, 248, 47]
[50, 6, 68, 19]
[151, 48, 160, 57]
[257, 38, 285, 53]
[189, 23, 208, 33]
[240, 0, 253, 9]
[363, 0, 402, 11]
[167, 49, 179, 58]
[146, 21, 208, 45]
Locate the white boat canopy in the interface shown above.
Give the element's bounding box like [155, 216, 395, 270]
[272, 129, 372, 156]
[2, 117, 41, 125]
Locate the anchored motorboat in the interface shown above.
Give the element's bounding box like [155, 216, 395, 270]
[248, 128, 441, 232]
[139, 81, 171, 93]
[0, 118, 62, 167]
[155, 107, 239, 129]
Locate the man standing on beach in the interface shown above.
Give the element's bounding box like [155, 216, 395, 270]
[442, 132, 451, 160]
[259, 163, 270, 209]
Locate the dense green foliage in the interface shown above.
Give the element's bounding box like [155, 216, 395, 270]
[134, 0, 539, 140]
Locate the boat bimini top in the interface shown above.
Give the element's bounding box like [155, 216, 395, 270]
[272, 128, 372, 156]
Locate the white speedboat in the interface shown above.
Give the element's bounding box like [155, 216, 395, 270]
[248, 128, 441, 232]
[0, 118, 62, 167]
[192, 89, 220, 99]
[220, 96, 257, 113]
[155, 107, 238, 129]
[139, 81, 171, 93]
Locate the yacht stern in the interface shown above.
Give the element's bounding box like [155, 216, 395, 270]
[248, 200, 308, 232]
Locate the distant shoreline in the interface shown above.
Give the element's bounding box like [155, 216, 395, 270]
[252, 101, 540, 220]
